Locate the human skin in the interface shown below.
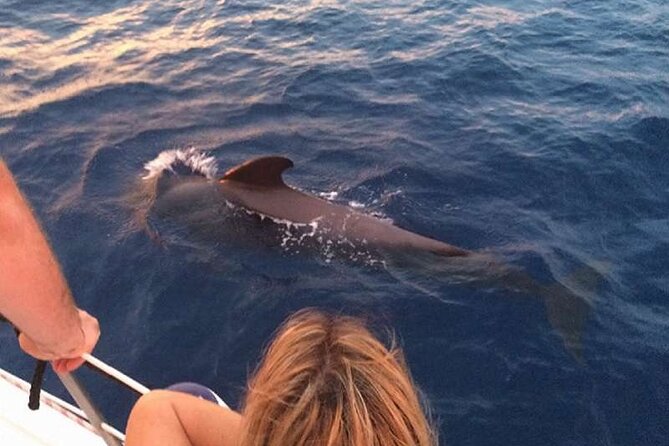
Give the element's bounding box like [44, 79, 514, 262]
[126, 390, 241, 446]
[0, 159, 99, 372]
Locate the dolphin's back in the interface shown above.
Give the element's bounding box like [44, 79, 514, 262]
[215, 156, 470, 257]
[218, 179, 469, 257]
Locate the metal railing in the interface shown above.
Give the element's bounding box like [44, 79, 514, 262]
[56, 354, 151, 446]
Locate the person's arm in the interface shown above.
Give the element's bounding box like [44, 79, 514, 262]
[0, 159, 99, 372]
[126, 390, 241, 446]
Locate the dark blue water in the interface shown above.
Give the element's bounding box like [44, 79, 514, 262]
[1, 1, 668, 444]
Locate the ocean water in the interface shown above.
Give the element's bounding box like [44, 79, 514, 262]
[1, 1, 668, 445]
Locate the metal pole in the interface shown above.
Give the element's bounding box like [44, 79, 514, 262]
[56, 372, 123, 446]
[82, 353, 150, 396]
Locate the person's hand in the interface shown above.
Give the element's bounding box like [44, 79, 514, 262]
[52, 310, 100, 373]
[18, 309, 100, 373]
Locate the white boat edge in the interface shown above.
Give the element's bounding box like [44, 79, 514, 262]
[0, 367, 124, 446]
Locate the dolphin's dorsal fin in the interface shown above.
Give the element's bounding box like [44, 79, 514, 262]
[221, 156, 294, 188]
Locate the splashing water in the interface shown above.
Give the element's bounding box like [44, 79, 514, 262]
[142, 148, 219, 181]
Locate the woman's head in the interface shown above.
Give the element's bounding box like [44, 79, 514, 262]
[240, 309, 436, 446]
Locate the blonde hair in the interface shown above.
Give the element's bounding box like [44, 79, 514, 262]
[239, 309, 437, 446]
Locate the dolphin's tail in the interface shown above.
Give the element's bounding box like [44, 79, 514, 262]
[385, 250, 605, 360]
[541, 282, 590, 360]
[539, 263, 606, 361]
[481, 253, 606, 361]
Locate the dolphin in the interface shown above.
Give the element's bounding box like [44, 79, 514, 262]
[135, 151, 598, 359]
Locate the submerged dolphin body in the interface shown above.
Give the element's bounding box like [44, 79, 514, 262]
[138, 152, 596, 359]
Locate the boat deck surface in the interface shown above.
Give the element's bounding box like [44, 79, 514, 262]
[0, 368, 106, 446]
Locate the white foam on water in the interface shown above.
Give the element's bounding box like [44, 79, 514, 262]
[319, 191, 339, 200]
[240, 207, 382, 266]
[142, 147, 219, 180]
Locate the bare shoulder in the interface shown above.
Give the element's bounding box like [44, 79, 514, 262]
[127, 390, 242, 446]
